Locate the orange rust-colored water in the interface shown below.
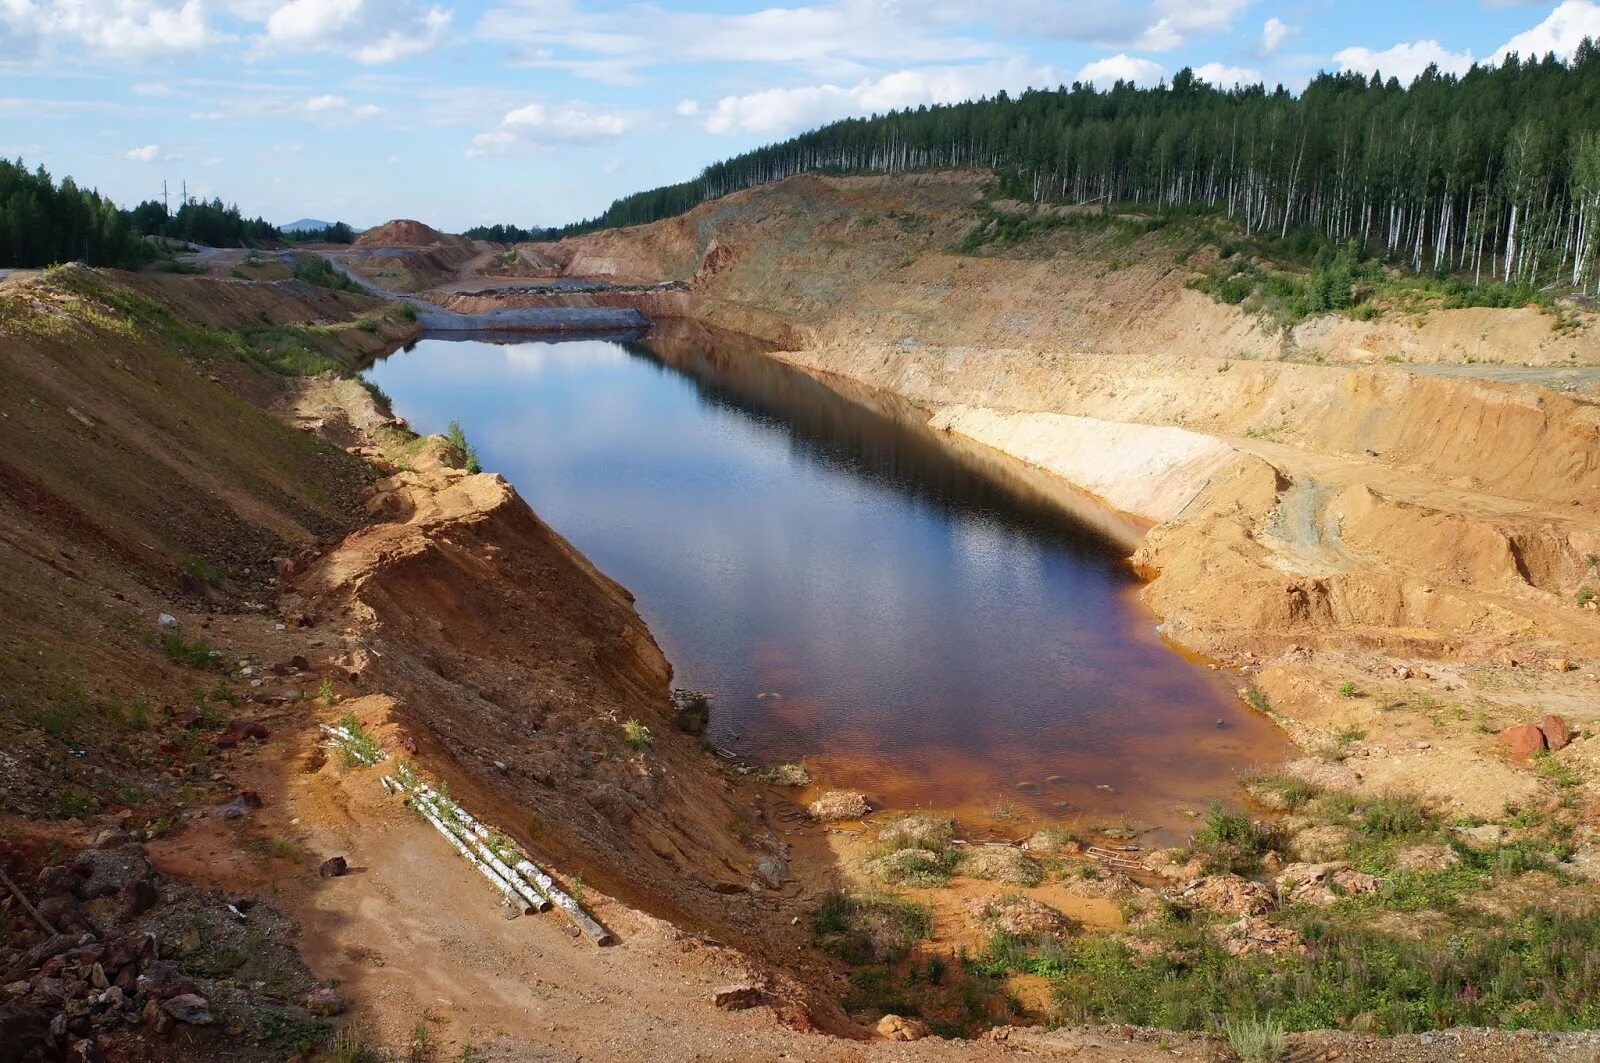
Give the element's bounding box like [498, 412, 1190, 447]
[366, 326, 1291, 844]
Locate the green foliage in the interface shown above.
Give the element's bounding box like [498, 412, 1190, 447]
[622, 718, 653, 750]
[558, 55, 1600, 294]
[282, 221, 356, 244]
[1190, 801, 1280, 874]
[812, 891, 932, 965]
[291, 255, 359, 293]
[462, 222, 546, 242]
[445, 420, 483, 474]
[1337, 681, 1360, 698]
[318, 676, 337, 706]
[1227, 1015, 1288, 1063]
[335, 713, 383, 768]
[399, 302, 418, 323]
[161, 631, 218, 669]
[359, 377, 391, 408]
[0, 158, 148, 267]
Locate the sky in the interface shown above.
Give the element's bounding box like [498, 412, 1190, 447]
[4, 1, 1600, 231]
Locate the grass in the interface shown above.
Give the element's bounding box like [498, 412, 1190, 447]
[292, 255, 360, 293]
[672, 690, 711, 734]
[864, 814, 961, 887]
[445, 420, 483, 474]
[161, 631, 218, 669]
[1227, 1015, 1287, 1062]
[336, 712, 384, 767]
[1337, 681, 1360, 698]
[622, 718, 653, 750]
[1188, 801, 1280, 874]
[319, 676, 338, 706]
[812, 891, 933, 965]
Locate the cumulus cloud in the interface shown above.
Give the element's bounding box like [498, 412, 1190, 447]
[305, 93, 383, 118]
[1334, 39, 1475, 82]
[2, 0, 221, 61]
[1077, 53, 1166, 87]
[1193, 61, 1262, 88]
[674, 99, 700, 117]
[469, 101, 633, 154]
[126, 143, 182, 161]
[480, 0, 999, 82]
[702, 59, 1061, 137]
[1258, 16, 1290, 56]
[1134, 0, 1251, 51]
[262, 0, 452, 63]
[1492, 0, 1600, 62]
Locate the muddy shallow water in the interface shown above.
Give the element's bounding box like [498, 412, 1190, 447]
[366, 324, 1290, 841]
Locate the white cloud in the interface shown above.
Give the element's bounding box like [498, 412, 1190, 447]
[674, 98, 700, 117]
[262, 0, 452, 63]
[469, 101, 634, 154]
[702, 59, 1060, 137]
[305, 93, 383, 118]
[1077, 53, 1166, 87]
[1493, 0, 1600, 63]
[1334, 40, 1475, 82]
[2, 0, 221, 60]
[480, 0, 999, 83]
[126, 143, 182, 162]
[1193, 61, 1261, 88]
[1135, 0, 1251, 51]
[1258, 16, 1290, 55]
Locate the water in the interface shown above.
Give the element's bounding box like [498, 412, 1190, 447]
[366, 324, 1288, 839]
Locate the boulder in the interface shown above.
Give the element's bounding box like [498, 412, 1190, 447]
[1548, 657, 1576, 672]
[161, 994, 214, 1025]
[304, 987, 346, 1016]
[216, 792, 263, 820]
[1540, 714, 1573, 752]
[807, 790, 869, 822]
[877, 1014, 931, 1041]
[1167, 874, 1274, 917]
[1500, 723, 1547, 763]
[317, 856, 348, 879]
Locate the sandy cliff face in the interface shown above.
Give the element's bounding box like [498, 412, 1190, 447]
[544, 172, 1600, 822]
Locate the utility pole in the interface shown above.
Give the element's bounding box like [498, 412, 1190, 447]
[162, 179, 168, 214]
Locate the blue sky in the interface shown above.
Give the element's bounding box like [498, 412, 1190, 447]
[3, 1, 1598, 230]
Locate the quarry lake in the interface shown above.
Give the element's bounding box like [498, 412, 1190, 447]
[366, 324, 1289, 838]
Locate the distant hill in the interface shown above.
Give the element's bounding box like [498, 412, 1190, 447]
[282, 217, 365, 233]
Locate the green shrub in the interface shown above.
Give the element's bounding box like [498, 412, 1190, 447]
[623, 718, 653, 750]
[1190, 801, 1279, 874]
[1227, 1015, 1287, 1062]
[162, 631, 218, 669]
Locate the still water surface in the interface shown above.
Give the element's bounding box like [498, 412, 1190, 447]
[366, 325, 1287, 838]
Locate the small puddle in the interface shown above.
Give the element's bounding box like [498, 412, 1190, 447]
[366, 323, 1290, 843]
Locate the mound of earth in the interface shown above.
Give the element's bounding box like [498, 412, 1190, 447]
[354, 219, 451, 248]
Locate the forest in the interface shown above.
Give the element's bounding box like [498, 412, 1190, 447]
[0, 158, 281, 269]
[564, 45, 1600, 292]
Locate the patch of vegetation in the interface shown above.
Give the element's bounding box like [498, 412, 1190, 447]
[812, 891, 932, 965]
[1188, 800, 1281, 874]
[399, 302, 418, 323]
[319, 676, 338, 706]
[184, 555, 224, 587]
[161, 631, 218, 669]
[1227, 1015, 1287, 1063]
[292, 255, 360, 293]
[445, 419, 483, 474]
[864, 814, 960, 887]
[1337, 681, 1360, 698]
[335, 713, 383, 768]
[1243, 772, 1322, 811]
[622, 718, 653, 750]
